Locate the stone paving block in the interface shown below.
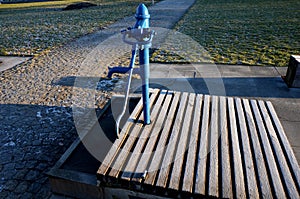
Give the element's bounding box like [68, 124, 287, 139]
[15, 181, 29, 193]
[27, 182, 42, 194]
[24, 170, 39, 181]
[14, 169, 29, 180]
[4, 179, 18, 191]
[0, 190, 9, 198]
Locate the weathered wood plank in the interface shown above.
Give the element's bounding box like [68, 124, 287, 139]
[155, 92, 189, 189]
[235, 98, 259, 198]
[242, 99, 272, 198]
[227, 97, 246, 198]
[100, 91, 159, 181]
[266, 101, 300, 192]
[97, 89, 160, 179]
[131, 91, 174, 184]
[97, 97, 144, 180]
[208, 96, 219, 197]
[258, 100, 298, 198]
[108, 114, 144, 179]
[250, 100, 286, 198]
[220, 96, 233, 199]
[168, 93, 196, 191]
[182, 94, 203, 194]
[194, 95, 210, 196]
[121, 90, 168, 182]
[143, 92, 181, 187]
[97, 92, 299, 199]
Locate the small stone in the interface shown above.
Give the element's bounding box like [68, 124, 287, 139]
[1, 169, 17, 180]
[35, 186, 51, 198]
[19, 192, 33, 199]
[15, 161, 26, 170]
[0, 153, 11, 164]
[25, 170, 39, 181]
[36, 163, 47, 171]
[14, 169, 28, 180]
[27, 182, 41, 194]
[3, 163, 15, 171]
[4, 141, 15, 147]
[36, 111, 42, 118]
[14, 181, 28, 193]
[0, 190, 9, 198]
[4, 180, 18, 191]
[32, 140, 42, 146]
[25, 160, 37, 169]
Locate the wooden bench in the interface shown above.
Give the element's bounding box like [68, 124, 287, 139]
[97, 89, 300, 198]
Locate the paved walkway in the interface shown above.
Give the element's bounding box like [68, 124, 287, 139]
[0, 57, 31, 72]
[0, 0, 196, 198]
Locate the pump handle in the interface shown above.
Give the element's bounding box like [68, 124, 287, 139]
[121, 28, 155, 46]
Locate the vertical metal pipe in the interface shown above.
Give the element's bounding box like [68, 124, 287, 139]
[140, 47, 151, 124]
[135, 4, 151, 125]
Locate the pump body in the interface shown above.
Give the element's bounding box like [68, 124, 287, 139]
[108, 4, 154, 128]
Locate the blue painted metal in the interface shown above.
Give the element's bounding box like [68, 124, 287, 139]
[107, 3, 152, 126]
[134, 4, 150, 29]
[135, 3, 151, 125]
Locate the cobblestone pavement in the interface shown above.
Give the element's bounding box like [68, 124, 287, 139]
[0, 0, 196, 198]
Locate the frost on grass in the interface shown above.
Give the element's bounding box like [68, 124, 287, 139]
[0, 0, 154, 56]
[174, 0, 300, 66]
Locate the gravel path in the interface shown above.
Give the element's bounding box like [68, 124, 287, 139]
[0, 0, 195, 198]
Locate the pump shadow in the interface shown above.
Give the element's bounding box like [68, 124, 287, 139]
[52, 76, 117, 91]
[133, 77, 300, 98]
[53, 75, 300, 98]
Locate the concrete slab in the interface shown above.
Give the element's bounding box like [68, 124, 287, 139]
[132, 63, 300, 163]
[0, 56, 31, 72]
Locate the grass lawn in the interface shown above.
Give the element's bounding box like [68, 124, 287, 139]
[0, 0, 155, 56]
[1, 0, 299, 67]
[171, 0, 300, 66]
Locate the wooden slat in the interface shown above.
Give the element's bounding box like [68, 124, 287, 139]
[242, 99, 272, 198]
[182, 94, 203, 194]
[97, 97, 144, 180]
[258, 100, 298, 198]
[97, 92, 300, 198]
[131, 91, 174, 183]
[121, 90, 168, 181]
[194, 95, 210, 195]
[208, 96, 219, 197]
[227, 97, 246, 198]
[266, 101, 300, 191]
[235, 98, 259, 198]
[220, 96, 233, 199]
[169, 93, 196, 191]
[155, 92, 189, 189]
[108, 114, 144, 179]
[97, 89, 159, 180]
[144, 92, 181, 187]
[250, 100, 286, 198]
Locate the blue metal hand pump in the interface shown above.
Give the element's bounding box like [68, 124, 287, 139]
[107, 4, 154, 137]
[134, 4, 151, 125]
